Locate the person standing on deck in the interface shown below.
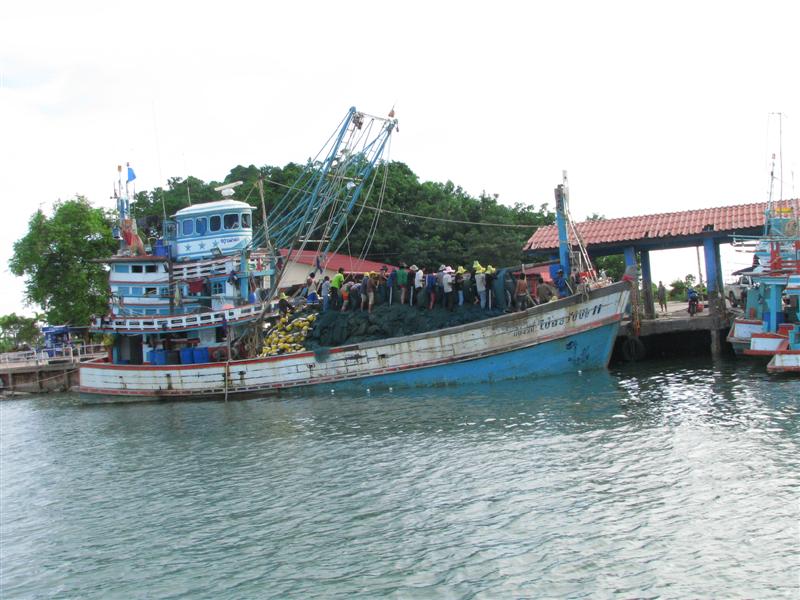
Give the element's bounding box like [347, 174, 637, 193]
[365, 273, 377, 313]
[426, 269, 438, 310]
[397, 263, 408, 305]
[462, 268, 473, 305]
[455, 266, 465, 306]
[378, 265, 389, 305]
[474, 265, 487, 309]
[443, 266, 455, 311]
[414, 265, 424, 307]
[514, 272, 529, 311]
[484, 265, 496, 309]
[360, 272, 370, 311]
[330, 267, 345, 310]
[303, 272, 317, 297]
[657, 281, 668, 312]
[408, 265, 419, 306]
[320, 276, 331, 312]
[553, 269, 570, 298]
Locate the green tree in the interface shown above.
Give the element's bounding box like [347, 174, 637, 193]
[130, 160, 555, 269]
[669, 279, 687, 300]
[10, 197, 117, 326]
[594, 254, 626, 281]
[0, 313, 41, 352]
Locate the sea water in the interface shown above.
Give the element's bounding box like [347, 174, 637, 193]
[1, 357, 798, 598]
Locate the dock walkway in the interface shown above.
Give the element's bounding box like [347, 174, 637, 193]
[0, 346, 106, 394]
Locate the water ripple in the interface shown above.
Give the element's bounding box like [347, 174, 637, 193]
[1, 357, 798, 598]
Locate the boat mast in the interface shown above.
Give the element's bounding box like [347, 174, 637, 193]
[554, 170, 571, 276]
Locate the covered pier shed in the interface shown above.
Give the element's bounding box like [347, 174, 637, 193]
[523, 201, 793, 318]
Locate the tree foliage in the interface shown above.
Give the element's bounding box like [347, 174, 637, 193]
[0, 313, 40, 352]
[9, 163, 554, 327]
[10, 197, 117, 325]
[130, 161, 555, 269]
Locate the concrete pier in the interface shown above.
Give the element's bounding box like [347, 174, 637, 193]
[0, 349, 106, 395]
[614, 300, 734, 362]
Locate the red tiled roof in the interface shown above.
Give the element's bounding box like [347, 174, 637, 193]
[279, 249, 397, 274]
[524, 200, 797, 251]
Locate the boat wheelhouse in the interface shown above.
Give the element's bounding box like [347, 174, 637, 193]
[174, 199, 253, 262]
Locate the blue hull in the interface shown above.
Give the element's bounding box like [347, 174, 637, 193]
[322, 321, 620, 392]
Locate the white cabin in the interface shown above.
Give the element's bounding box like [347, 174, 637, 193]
[174, 200, 253, 261]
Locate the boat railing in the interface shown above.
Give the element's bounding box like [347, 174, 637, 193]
[171, 258, 232, 281]
[92, 303, 267, 332]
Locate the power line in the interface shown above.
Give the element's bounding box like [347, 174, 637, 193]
[260, 176, 542, 230]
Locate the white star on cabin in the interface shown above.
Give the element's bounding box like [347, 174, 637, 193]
[185, 244, 192, 251]
[199, 242, 206, 249]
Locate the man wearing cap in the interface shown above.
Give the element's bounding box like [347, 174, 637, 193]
[443, 266, 455, 311]
[413, 266, 424, 307]
[474, 265, 487, 309]
[330, 267, 345, 310]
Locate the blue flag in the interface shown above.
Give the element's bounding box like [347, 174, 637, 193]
[127, 165, 136, 183]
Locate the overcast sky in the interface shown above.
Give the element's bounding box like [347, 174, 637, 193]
[1, 0, 798, 318]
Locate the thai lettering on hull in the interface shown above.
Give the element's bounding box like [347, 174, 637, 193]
[510, 303, 604, 337]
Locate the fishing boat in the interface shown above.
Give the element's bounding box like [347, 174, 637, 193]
[79, 108, 630, 401]
[725, 140, 800, 372]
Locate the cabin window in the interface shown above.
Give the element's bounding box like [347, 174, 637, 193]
[144, 287, 158, 296]
[224, 213, 239, 230]
[145, 265, 157, 273]
[196, 217, 208, 235]
[159, 287, 171, 297]
[182, 219, 194, 236]
[113, 264, 130, 273]
[145, 309, 157, 315]
[210, 215, 221, 232]
[211, 281, 225, 295]
[241, 213, 252, 228]
[116, 286, 130, 295]
[131, 265, 144, 273]
[131, 287, 143, 296]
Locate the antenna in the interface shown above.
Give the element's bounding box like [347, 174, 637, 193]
[214, 181, 244, 198]
[769, 112, 785, 201]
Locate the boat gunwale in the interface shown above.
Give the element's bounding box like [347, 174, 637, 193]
[80, 282, 629, 373]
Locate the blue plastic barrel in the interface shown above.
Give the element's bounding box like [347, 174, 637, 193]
[152, 350, 167, 365]
[147, 350, 154, 364]
[180, 347, 194, 364]
[193, 347, 210, 364]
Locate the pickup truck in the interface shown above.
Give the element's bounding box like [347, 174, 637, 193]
[724, 274, 755, 307]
